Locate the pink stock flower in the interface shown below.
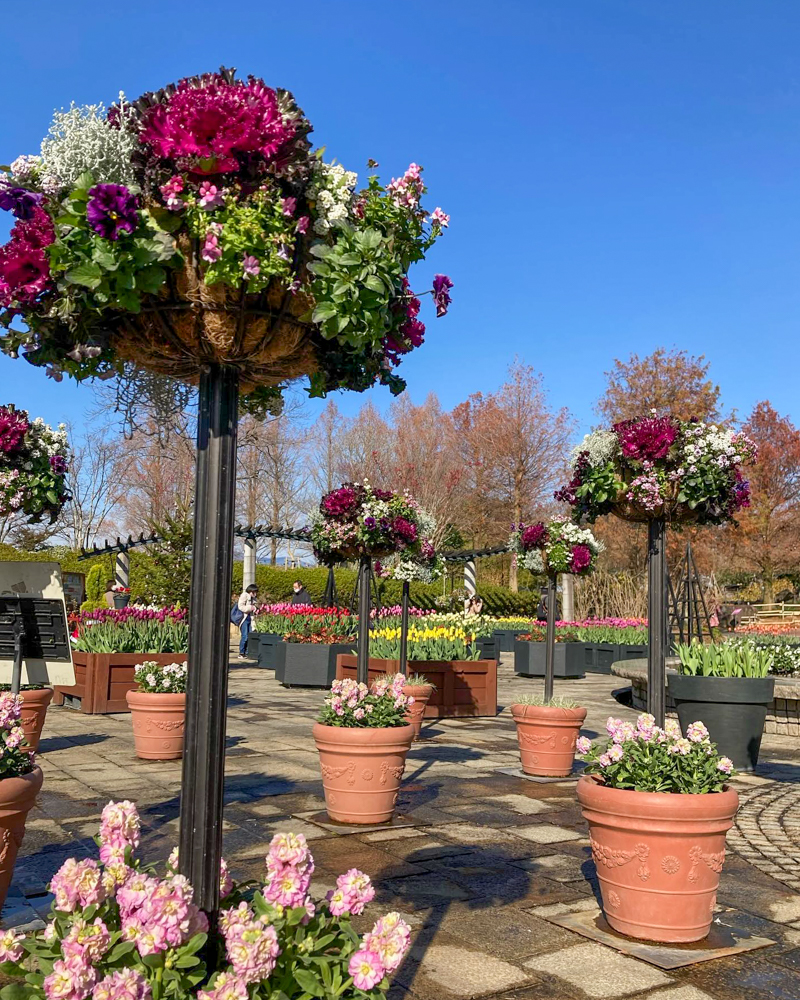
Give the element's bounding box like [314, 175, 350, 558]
[717, 756, 734, 775]
[50, 859, 106, 912]
[198, 972, 249, 1000]
[263, 862, 311, 908]
[0, 928, 24, 963]
[266, 831, 310, 868]
[331, 868, 374, 915]
[224, 921, 280, 984]
[607, 743, 624, 762]
[686, 721, 709, 743]
[92, 968, 151, 1000]
[44, 957, 97, 1000]
[349, 949, 385, 991]
[575, 736, 591, 755]
[62, 918, 110, 964]
[116, 872, 158, 915]
[362, 912, 411, 973]
[99, 801, 140, 852]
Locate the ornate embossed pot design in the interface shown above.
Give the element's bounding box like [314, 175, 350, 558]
[312, 722, 415, 824]
[511, 704, 587, 777]
[403, 684, 433, 740]
[0, 766, 43, 910]
[126, 691, 186, 760]
[18, 688, 53, 752]
[577, 775, 739, 943]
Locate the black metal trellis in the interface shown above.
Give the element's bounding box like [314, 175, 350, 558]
[668, 541, 714, 647]
[78, 524, 310, 561]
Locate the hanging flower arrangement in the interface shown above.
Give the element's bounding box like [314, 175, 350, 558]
[310, 482, 428, 564]
[508, 518, 603, 576]
[0, 404, 69, 522]
[555, 414, 757, 525]
[375, 507, 444, 582]
[0, 69, 452, 410]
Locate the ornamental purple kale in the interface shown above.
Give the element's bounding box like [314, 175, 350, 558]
[0, 406, 29, 454]
[86, 184, 139, 240]
[613, 416, 678, 463]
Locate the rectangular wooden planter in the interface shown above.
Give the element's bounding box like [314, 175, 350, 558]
[53, 653, 188, 714]
[274, 642, 355, 687]
[513, 640, 585, 679]
[493, 628, 529, 653]
[336, 655, 498, 718]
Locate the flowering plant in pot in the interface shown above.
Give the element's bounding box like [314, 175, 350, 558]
[555, 415, 757, 525]
[313, 675, 414, 824]
[0, 692, 41, 910]
[310, 481, 430, 563]
[111, 584, 131, 609]
[576, 713, 737, 943]
[0, 405, 69, 522]
[508, 518, 600, 776]
[0, 684, 53, 752]
[126, 660, 187, 760]
[0, 801, 412, 1000]
[669, 641, 774, 771]
[0, 70, 451, 409]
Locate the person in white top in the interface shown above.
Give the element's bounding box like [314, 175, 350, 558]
[237, 584, 259, 659]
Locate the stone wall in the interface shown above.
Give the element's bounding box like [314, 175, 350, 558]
[612, 658, 800, 739]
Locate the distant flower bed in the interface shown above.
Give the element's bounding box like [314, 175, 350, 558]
[735, 621, 800, 635]
[76, 606, 188, 624]
[369, 624, 480, 661]
[72, 618, 188, 654]
[521, 623, 648, 645]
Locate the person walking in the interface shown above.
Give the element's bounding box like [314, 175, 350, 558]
[290, 580, 312, 606]
[235, 583, 259, 660]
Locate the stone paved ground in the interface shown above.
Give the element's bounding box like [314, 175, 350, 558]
[10, 655, 800, 1000]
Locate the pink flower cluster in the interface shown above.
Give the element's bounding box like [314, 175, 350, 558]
[519, 522, 548, 551]
[0, 692, 22, 730]
[348, 911, 411, 990]
[388, 163, 424, 209]
[614, 415, 679, 462]
[372, 672, 413, 711]
[93, 969, 151, 1000]
[327, 868, 375, 916]
[166, 846, 232, 897]
[0, 206, 54, 309]
[98, 800, 140, 864]
[263, 831, 315, 911]
[219, 905, 279, 984]
[198, 972, 249, 1000]
[50, 859, 106, 912]
[118, 871, 208, 956]
[0, 405, 29, 454]
[327, 678, 372, 719]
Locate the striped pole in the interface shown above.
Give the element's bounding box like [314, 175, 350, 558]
[115, 551, 130, 590]
[464, 559, 477, 600]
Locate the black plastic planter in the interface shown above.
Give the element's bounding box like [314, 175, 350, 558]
[583, 643, 649, 674]
[274, 642, 355, 687]
[667, 674, 775, 772]
[254, 632, 281, 669]
[246, 632, 261, 659]
[493, 629, 529, 654]
[476, 636, 497, 661]
[514, 640, 585, 679]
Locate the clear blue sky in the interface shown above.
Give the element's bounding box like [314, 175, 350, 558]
[1, 0, 798, 440]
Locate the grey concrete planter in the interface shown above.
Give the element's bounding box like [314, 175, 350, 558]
[513, 640, 585, 679]
[274, 642, 355, 688]
[494, 629, 529, 654]
[667, 674, 775, 772]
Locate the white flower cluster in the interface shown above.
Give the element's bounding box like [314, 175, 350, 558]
[307, 161, 357, 236]
[24, 417, 69, 461]
[9, 154, 41, 182]
[39, 96, 138, 192]
[680, 423, 747, 472]
[555, 521, 605, 554]
[571, 430, 617, 469]
[392, 556, 439, 583]
[133, 660, 187, 694]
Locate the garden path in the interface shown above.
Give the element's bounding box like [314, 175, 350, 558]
[7, 657, 800, 1000]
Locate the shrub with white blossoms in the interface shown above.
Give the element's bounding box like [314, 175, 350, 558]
[318, 676, 414, 729]
[0, 801, 411, 1000]
[0, 405, 69, 522]
[133, 661, 187, 694]
[576, 714, 735, 794]
[508, 519, 603, 576]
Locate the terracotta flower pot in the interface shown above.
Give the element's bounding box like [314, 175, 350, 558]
[19, 688, 53, 752]
[577, 776, 739, 943]
[511, 704, 587, 777]
[403, 684, 433, 740]
[126, 691, 186, 760]
[0, 766, 43, 910]
[312, 722, 414, 824]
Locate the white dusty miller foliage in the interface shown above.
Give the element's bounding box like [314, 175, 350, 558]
[570, 430, 618, 469]
[40, 95, 138, 191]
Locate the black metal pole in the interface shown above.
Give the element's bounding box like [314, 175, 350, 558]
[647, 517, 667, 726]
[356, 555, 371, 684]
[399, 579, 410, 676]
[179, 365, 239, 918]
[544, 572, 557, 702]
[11, 621, 23, 696]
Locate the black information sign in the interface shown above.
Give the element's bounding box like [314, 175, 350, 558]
[0, 597, 71, 662]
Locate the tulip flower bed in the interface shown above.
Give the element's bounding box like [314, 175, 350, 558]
[57, 612, 189, 715]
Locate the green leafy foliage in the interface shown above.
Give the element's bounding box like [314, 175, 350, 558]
[676, 641, 772, 678]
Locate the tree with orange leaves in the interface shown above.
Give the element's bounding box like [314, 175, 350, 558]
[596, 348, 723, 424]
[735, 401, 800, 602]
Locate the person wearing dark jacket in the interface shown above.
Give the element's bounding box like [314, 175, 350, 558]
[290, 580, 312, 605]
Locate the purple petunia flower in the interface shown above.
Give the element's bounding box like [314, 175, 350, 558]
[0, 185, 44, 221]
[86, 184, 139, 241]
[49, 454, 68, 475]
[432, 274, 453, 317]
